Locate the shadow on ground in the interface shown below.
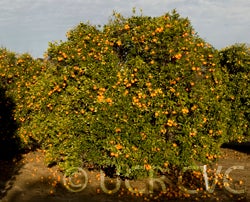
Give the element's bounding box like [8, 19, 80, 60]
[221, 141, 250, 155]
[0, 86, 24, 199]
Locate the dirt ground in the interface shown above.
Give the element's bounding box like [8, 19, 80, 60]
[0, 143, 249, 202]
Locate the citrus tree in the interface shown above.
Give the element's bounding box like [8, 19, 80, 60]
[219, 43, 250, 142]
[32, 10, 230, 178]
[0, 48, 46, 149]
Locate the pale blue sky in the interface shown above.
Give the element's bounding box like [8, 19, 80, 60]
[0, 0, 249, 58]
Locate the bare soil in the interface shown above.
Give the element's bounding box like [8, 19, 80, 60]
[0, 143, 249, 202]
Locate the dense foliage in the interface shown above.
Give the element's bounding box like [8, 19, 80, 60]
[219, 44, 250, 142]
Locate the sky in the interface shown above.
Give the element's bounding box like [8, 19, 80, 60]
[0, 0, 249, 58]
